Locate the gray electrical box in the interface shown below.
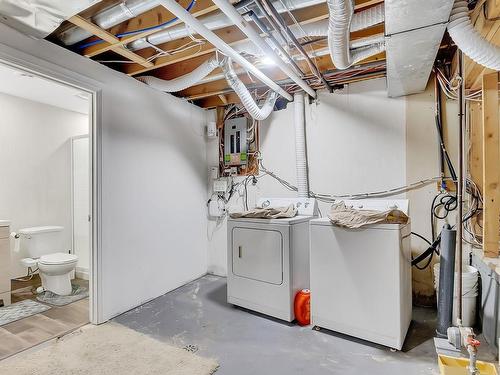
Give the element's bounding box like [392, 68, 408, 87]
[224, 117, 248, 166]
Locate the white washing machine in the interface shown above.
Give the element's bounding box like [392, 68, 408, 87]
[227, 198, 317, 322]
[309, 199, 412, 350]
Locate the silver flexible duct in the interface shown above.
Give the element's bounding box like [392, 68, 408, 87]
[137, 56, 225, 92]
[326, 0, 386, 70]
[448, 0, 500, 71]
[223, 59, 278, 121]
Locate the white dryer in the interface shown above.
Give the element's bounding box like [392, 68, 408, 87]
[309, 199, 412, 350]
[227, 198, 317, 322]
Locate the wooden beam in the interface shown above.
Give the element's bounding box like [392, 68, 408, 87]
[81, 0, 218, 57]
[469, 102, 484, 193]
[121, 2, 384, 76]
[69, 15, 154, 68]
[482, 72, 500, 258]
[218, 94, 228, 105]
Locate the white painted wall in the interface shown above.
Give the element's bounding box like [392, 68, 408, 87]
[72, 136, 90, 279]
[0, 93, 88, 278]
[207, 79, 407, 276]
[0, 23, 208, 322]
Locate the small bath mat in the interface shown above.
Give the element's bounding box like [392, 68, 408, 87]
[0, 300, 51, 326]
[36, 284, 88, 306]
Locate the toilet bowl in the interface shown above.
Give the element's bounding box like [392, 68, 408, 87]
[37, 253, 78, 296]
[16, 226, 79, 296]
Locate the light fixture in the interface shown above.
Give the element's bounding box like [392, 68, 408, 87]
[260, 56, 276, 66]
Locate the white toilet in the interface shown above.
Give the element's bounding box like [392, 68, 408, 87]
[18, 226, 78, 296]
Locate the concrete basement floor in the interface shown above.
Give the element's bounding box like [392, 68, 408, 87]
[114, 275, 498, 375]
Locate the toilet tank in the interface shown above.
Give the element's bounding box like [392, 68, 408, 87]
[18, 226, 65, 258]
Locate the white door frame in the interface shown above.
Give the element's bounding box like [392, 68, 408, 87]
[0, 43, 103, 324]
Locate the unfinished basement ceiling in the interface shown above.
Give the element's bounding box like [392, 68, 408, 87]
[33, 0, 454, 108]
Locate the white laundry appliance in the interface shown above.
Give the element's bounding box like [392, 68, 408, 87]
[227, 198, 317, 322]
[309, 199, 411, 350]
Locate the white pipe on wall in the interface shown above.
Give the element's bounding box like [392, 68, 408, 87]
[212, 0, 316, 98]
[294, 91, 309, 197]
[157, 0, 292, 101]
[448, 0, 500, 71]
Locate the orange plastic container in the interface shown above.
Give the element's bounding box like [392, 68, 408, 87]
[294, 289, 311, 326]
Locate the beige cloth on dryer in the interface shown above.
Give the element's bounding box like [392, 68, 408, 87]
[230, 204, 297, 219]
[328, 201, 409, 229]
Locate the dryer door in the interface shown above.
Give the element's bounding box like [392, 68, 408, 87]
[231, 227, 283, 285]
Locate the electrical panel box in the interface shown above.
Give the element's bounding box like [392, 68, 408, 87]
[224, 117, 248, 166]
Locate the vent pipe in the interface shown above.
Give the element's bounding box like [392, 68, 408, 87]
[447, 0, 500, 71]
[223, 59, 278, 121]
[137, 56, 225, 92]
[156, 0, 292, 101]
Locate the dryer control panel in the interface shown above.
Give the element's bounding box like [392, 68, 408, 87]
[257, 198, 318, 216]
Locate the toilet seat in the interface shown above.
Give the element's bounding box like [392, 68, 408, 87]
[38, 252, 78, 265]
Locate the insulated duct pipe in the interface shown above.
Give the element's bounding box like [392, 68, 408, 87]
[157, 0, 292, 101]
[294, 92, 309, 197]
[212, 0, 316, 98]
[137, 56, 225, 92]
[59, 0, 161, 45]
[327, 0, 386, 70]
[223, 60, 278, 120]
[447, 0, 500, 71]
[127, 0, 325, 51]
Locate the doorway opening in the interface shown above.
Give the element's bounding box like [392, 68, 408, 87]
[0, 61, 95, 360]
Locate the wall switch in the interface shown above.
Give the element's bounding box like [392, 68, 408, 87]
[207, 121, 217, 139]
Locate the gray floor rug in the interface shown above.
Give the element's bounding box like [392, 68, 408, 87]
[36, 284, 88, 306]
[0, 323, 219, 375]
[0, 300, 51, 326]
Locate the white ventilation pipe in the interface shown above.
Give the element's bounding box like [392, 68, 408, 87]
[59, 0, 324, 47]
[212, 0, 316, 98]
[223, 60, 278, 121]
[127, 0, 325, 51]
[448, 0, 500, 71]
[137, 56, 225, 92]
[294, 92, 309, 197]
[157, 0, 292, 101]
[327, 0, 386, 70]
[59, 0, 161, 45]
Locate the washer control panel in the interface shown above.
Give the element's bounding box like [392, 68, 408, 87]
[257, 198, 318, 216]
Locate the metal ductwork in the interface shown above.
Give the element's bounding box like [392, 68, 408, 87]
[0, 0, 102, 39]
[385, 0, 455, 97]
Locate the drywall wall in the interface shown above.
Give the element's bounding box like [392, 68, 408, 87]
[0, 93, 88, 278]
[206, 78, 407, 276]
[72, 136, 90, 280]
[0, 23, 208, 322]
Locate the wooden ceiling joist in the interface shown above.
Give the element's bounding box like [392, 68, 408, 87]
[80, 0, 219, 57]
[68, 15, 154, 68]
